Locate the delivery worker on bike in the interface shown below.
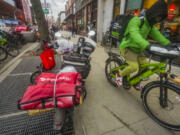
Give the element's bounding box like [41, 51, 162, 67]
[116, 0, 170, 89]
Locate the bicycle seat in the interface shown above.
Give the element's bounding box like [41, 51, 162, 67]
[147, 44, 180, 60]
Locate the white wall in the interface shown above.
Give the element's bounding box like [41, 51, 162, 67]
[97, 0, 114, 42]
[103, 0, 114, 33]
[97, 0, 105, 42]
[61, 13, 65, 23]
[120, 0, 126, 14]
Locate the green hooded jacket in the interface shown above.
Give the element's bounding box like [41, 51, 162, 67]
[119, 16, 170, 53]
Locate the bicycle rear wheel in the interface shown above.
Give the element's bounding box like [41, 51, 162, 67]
[0, 47, 8, 62]
[142, 81, 180, 131]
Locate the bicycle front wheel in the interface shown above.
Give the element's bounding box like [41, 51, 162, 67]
[30, 70, 42, 84]
[142, 81, 180, 131]
[6, 43, 19, 57]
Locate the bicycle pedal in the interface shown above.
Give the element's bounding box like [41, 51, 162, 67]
[170, 74, 177, 79]
[133, 84, 144, 91]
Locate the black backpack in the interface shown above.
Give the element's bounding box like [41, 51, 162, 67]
[110, 15, 144, 43]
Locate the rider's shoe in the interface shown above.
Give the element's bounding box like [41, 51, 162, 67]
[134, 83, 144, 91]
[116, 73, 122, 87]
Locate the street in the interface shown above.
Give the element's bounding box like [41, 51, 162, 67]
[0, 32, 180, 134]
[1, 0, 180, 134]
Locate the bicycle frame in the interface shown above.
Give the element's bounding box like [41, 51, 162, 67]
[110, 62, 166, 86]
[0, 38, 7, 46]
[110, 60, 171, 108]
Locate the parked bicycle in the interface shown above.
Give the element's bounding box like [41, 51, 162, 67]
[0, 33, 19, 57]
[30, 41, 55, 84]
[0, 45, 8, 62]
[105, 44, 180, 131]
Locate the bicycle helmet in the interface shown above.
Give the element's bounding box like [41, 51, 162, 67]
[146, 0, 168, 26]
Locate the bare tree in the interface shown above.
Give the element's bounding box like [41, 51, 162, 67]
[31, 0, 49, 47]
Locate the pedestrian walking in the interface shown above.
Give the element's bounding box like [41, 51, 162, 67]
[71, 24, 76, 38]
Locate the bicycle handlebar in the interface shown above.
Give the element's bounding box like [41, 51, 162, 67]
[147, 43, 180, 52]
[146, 43, 180, 60]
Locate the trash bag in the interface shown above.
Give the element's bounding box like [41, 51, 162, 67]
[59, 66, 77, 73]
[55, 39, 73, 53]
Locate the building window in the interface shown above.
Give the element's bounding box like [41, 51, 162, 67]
[113, 0, 120, 19]
[161, 0, 180, 43]
[125, 0, 143, 16]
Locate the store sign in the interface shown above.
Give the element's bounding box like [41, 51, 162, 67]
[11, 20, 18, 24]
[43, 9, 49, 14]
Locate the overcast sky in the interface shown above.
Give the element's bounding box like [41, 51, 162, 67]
[40, 0, 66, 21]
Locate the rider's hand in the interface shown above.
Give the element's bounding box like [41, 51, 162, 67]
[165, 43, 177, 51]
[167, 43, 178, 48]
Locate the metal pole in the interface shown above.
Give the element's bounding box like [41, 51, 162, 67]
[44, 0, 47, 19]
[50, 7, 53, 24]
[14, 9, 17, 20]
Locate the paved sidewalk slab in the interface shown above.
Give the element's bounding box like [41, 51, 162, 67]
[130, 118, 173, 135]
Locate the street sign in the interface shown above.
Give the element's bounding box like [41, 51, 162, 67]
[43, 9, 49, 14]
[42, 3, 51, 9]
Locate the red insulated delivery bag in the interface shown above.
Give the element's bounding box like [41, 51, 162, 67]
[40, 49, 55, 70]
[18, 83, 86, 110]
[18, 72, 86, 110]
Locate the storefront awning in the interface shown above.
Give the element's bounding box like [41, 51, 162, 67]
[0, 1, 23, 19]
[0, 19, 18, 24]
[64, 14, 74, 21]
[126, 0, 143, 11]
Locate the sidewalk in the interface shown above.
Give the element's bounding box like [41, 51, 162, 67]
[74, 47, 180, 135]
[60, 31, 180, 135]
